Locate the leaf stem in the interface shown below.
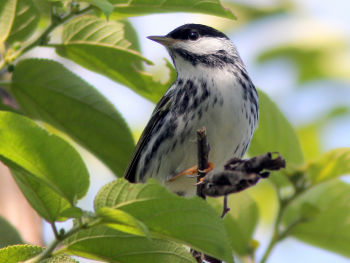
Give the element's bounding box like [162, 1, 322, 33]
[24, 217, 102, 262]
[50, 223, 60, 240]
[260, 186, 306, 263]
[260, 203, 283, 263]
[24, 224, 84, 263]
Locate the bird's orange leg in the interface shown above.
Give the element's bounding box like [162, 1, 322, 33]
[167, 162, 215, 182]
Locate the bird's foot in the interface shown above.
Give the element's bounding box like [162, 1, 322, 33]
[167, 162, 215, 182]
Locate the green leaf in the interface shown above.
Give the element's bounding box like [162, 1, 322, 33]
[12, 58, 134, 177]
[208, 192, 259, 255]
[248, 90, 303, 188]
[64, 225, 196, 263]
[297, 124, 322, 160]
[78, 0, 114, 18]
[121, 19, 141, 52]
[0, 111, 89, 221]
[0, 216, 23, 248]
[297, 106, 350, 160]
[97, 207, 150, 237]
[94, 179, 233, 263]
[42, 254, 80, 263]
[307, 148, 350, 184]
[0, 0, 15, 43]
[109, 0, 236, 19]
[0, 244, 44, 263]
[11, 167, 74, 222]
[1, 0, 40, 46]
[55, 15, 173, 102]
[282, 180, 350, 258]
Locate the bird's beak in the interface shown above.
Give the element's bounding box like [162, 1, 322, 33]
[147, 35, 177, 47]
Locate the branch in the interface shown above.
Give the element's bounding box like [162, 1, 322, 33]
[201, 152, 286, 197]
[196, 127, 210, 199]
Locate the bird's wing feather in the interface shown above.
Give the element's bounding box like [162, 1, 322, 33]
[124, 91, 174, 182]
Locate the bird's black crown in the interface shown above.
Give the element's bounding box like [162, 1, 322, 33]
[166, 24, 229, 41]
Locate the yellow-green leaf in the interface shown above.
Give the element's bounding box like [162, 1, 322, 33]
[97, 207, 150, 237]
[307, 148, 350, 184]
[64, 225, 196, 263]
[0, 244, 43, 263]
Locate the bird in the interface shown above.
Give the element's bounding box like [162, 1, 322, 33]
[124, 24, 259, 197]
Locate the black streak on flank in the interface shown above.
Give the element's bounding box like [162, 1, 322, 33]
[187, 79, 197, 98]
[212, 96, 218, 106]
[197, 108, 203, 120]
[141, 116, 177, 176]
[200, 80, 210, 102]
[178, 94, 189, 114]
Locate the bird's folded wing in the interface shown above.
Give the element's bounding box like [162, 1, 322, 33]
[124, 91, 174, 182]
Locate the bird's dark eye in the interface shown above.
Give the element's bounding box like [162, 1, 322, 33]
[189, 31, 199, 41]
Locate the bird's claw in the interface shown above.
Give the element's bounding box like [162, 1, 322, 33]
[167, 162, 215, 182]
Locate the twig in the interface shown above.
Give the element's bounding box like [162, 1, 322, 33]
[24, 224, 84, 263]
[50, 223, 60, 240]
[196, 127, 209, 199]
[221, 195, 230, 218]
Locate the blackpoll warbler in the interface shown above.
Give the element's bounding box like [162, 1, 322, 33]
[125, 24, 259, 197]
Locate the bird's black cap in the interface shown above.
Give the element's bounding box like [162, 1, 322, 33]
[166, 24, 229, 40]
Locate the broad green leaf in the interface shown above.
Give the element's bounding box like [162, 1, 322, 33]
[55, 15, 173, 102]
[297, 106, 350, 160]
[3, 0, 40, 46]
[109, 0, 235, 19]
[11, 168, 76, 222]
[297, 124, 322, 160]
[94, 179, 233, 263]
[78, 0, 114, 18]
[12, 58, 134, 177]
[0, 244, 43, 263]
[0, 0, 15, 42]
[282, 180, 350, 258]
[64, 225, 196, 263]
[0, 216, 23, 248]
[208, 192, 259, 255]
[307, 148, 350, 184]
[97, 207, 150, 237]
[121, 19, 141, 52]
[32, 0, 51, 15]
[0, 111, 89, 221]
[248, 90, 303, 188]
